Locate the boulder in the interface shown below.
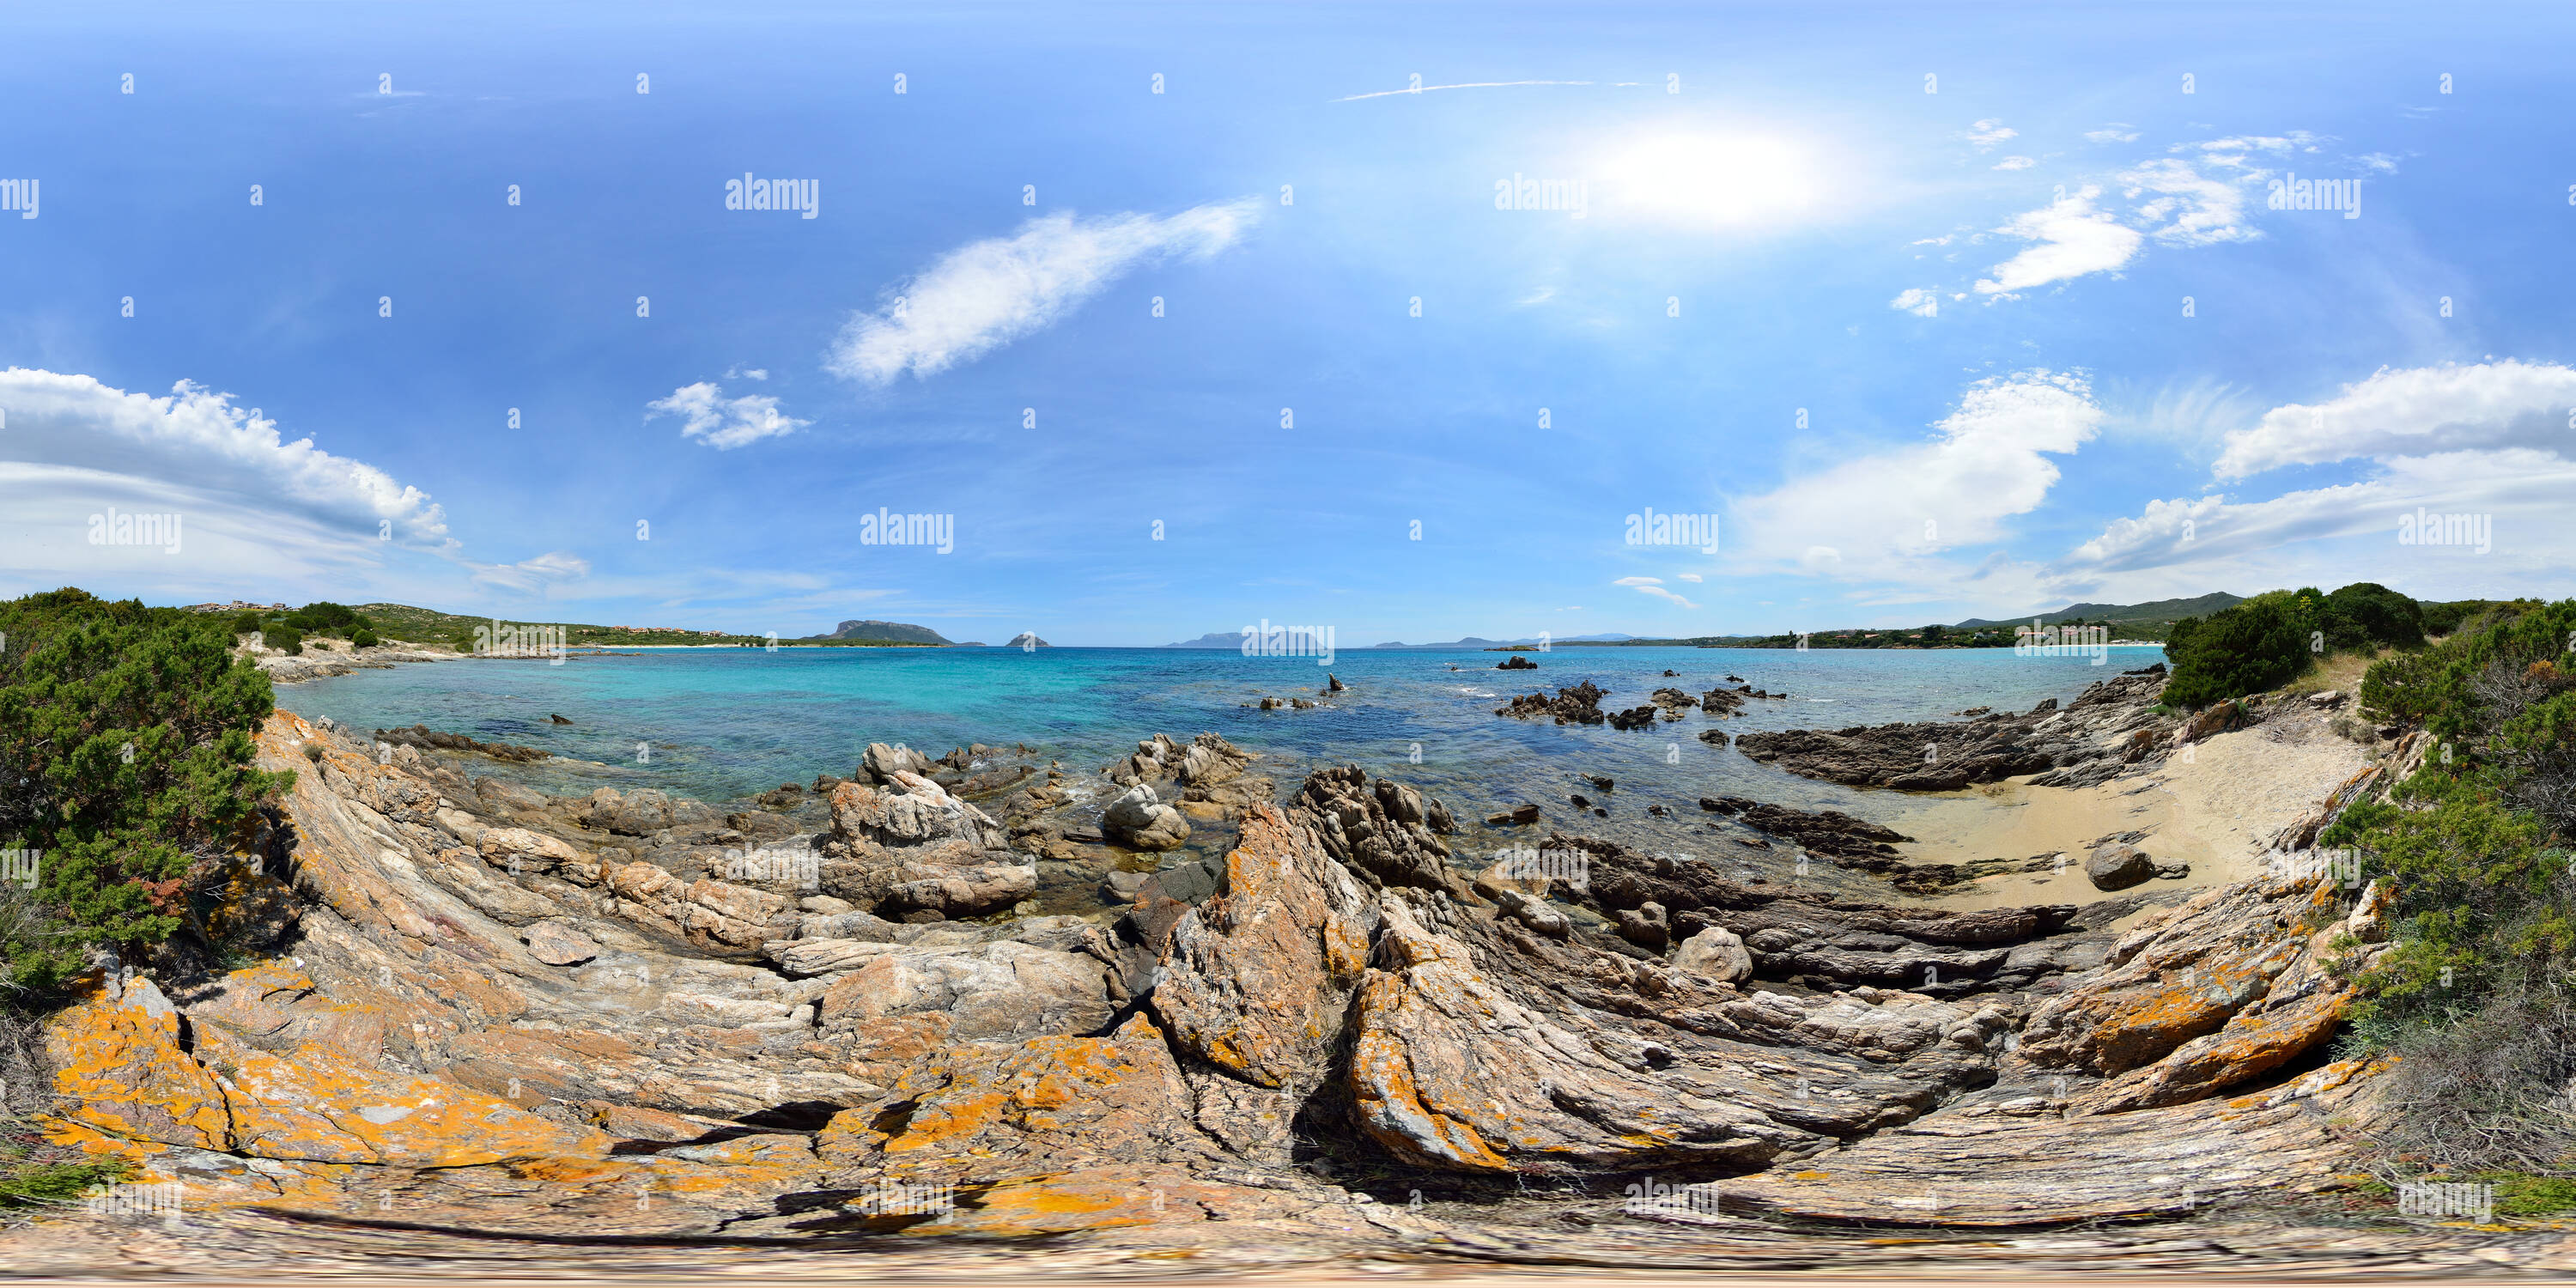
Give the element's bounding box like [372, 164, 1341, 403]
[1103, 784, 1191, 851]
[1672, 926, 1753, 983]
[2083, 843, 2157, 891]
[861, 741, 937, 783]
[521, 920, 600, 966]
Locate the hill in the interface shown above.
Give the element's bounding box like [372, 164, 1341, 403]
[350, 604, 936, 649]
[1953, 593, 2245, 631]
[804, 618, 953, 645]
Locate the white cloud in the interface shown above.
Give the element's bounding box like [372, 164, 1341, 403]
[1675, 573, 1703, 582]
[1890, 288, 1941, 317]
[1972, 187, 2143, 295]
[829, 199, 1261, 386]
[2056, 448, 2576, 591]
[1613, 575, 1698, 610]
[2213, 360, 2576, 479]
[723, 364, 770, 381]
[467, 550, 592, 594]
[2117, 157, 2258, 247]
[1963, 118, 2017, 149]
[0, 368, 454, 552]
[647, 380, 811, 450]
[0, 368, 583, 604]
[2086, 125, 2142, 143]
[2357, 152, 2400, 173]
[1729, 370, 2104, 577]
[1993, 155, 2035, 171]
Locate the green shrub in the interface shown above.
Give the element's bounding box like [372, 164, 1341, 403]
[283, 602, 371, 638]
[229, 611, 262, 637]
[350, 628, 379, 649]
[2160, 598, 2311, 708]
[2324, 581, 2428, 653]
[0, 588, 295, 994]
[263, 625, 302, 656]
[2328, 598, 2576, 1173]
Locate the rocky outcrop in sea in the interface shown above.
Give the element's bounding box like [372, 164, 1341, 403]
[1734, 665, 2172, 790]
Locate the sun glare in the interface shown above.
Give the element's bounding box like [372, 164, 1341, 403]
[1597, 132, 1819, 229]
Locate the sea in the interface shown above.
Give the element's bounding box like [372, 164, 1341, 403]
[284, 643, 2169, 893]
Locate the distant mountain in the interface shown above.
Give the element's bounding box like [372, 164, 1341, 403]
[1371, 633, 1636, 649]
[1160, 631, 1254, 648]
[1003, 632, 1051, 648]
[1952, 593, 2244, 630]
[803, 618, 952, 645]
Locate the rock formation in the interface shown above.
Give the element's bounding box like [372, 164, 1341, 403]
[12, 696, 2445, 1267]
[1735, 665, 2172, 790]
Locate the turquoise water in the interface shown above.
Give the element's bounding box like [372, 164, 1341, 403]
[286, 644, 2167, 872]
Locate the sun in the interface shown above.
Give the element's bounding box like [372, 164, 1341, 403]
[1595, 131, 1819, 230]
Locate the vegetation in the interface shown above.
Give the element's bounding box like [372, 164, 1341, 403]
[0, 589, 296, 1211]
[2324, 598, 2576, 1176]
[0, 588, 295, 994]
[2157, 583, 2483, 710]
[347, 602, 933, 651]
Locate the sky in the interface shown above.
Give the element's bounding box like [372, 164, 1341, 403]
[4, 1, 2573, 646]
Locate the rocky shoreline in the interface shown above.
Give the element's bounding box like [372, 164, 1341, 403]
[9, 665, 2537, 1275]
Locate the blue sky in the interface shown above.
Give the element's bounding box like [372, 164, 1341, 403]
[6, 1, 2573, 644]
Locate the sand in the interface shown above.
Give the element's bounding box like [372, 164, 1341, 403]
[1889, 698, 2378, 918]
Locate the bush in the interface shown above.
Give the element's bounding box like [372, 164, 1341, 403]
[283, 601, 371, 638]
[229, 611, 262, 637]
[0, 588, 295, 994]
[262, 625, 302, 656]
[2326, 598, 2576, 1173]
[2160, 598, 2311, 708]
[350, 628, 379, 649]
[2324, 581, 2427, 653]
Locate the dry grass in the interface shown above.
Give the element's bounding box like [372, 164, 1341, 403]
[2284, 647, 2384, 698]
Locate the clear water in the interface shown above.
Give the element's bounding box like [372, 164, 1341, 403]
[287, 644, 2166, 885]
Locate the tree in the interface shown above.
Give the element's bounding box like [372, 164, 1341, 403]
[2160, 598, 2308, 708]
[2323, 581, 2427, 652]
[0, 590, 294, 991]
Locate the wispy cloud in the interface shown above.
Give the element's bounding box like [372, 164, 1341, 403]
[829, 199, 1261, 386]
[466, 550, 592, 595]
[1613, 575, 1698, 609]
[1333, 80, 1598, 103]
[2085, 125, 2141, 143]
[1729, 370, 2104, 578]
[1972, 186, 2143, 296]
[1890, 287, 1941, 317]
[1963, 118, 2018, 149]
[647, 380, 811, 450]
[2214, 360, 2576, 479]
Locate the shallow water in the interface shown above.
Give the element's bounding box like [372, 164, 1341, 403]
[286, 643, 2168, 896]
